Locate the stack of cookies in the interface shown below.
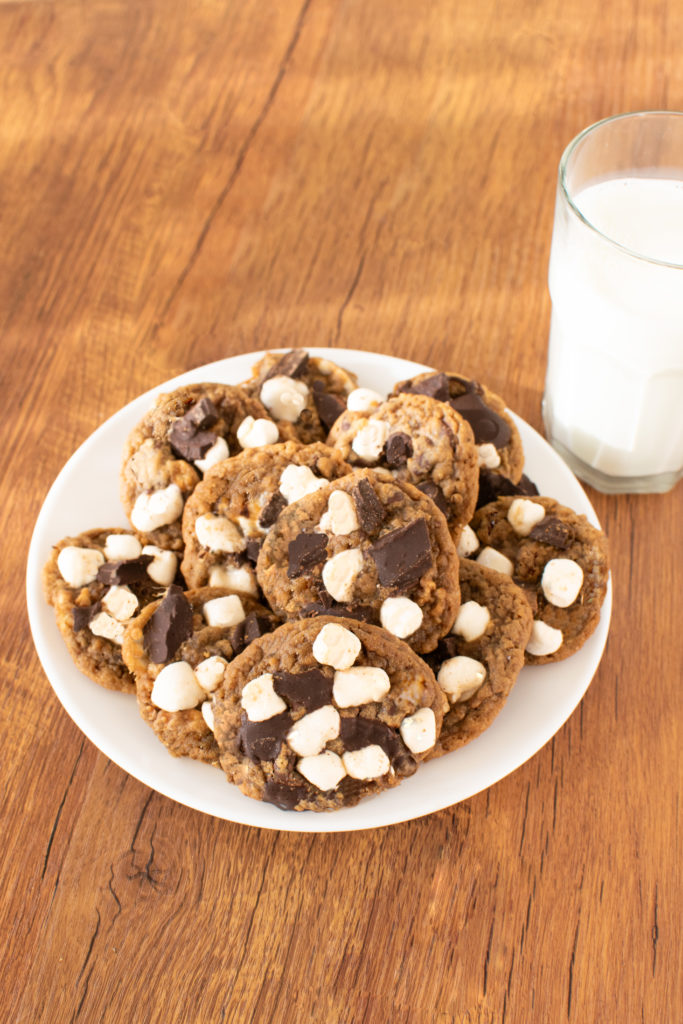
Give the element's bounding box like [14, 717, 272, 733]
[43, 350, 609, 813]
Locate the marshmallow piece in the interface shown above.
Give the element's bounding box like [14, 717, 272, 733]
[476, 546, 514, 575]
[260, 375, 309, 423]
[478, 443, 501, 469]
[151, 661, 205, 712]
[541, 558, 584, 608]
[452, 600, 491, 642]
[333, 666, 391, 707]
[526, 619, 563, 656]
[351, 419, 390, 462]
[89, 611, 126, 645]
[297, 750, 346, 791]
[142, 545, 178, 586]
[342, 745, 391, 780]
[279, 464, 327, 504]
[399, 707, 437, 754]
[101, 585, 139, 622]
[195, 436, 229, 474]
[195, 514, 246, 554]
[240, 672, 287, 722]
[195, 655, 228, 693]
[236, 515, 262, 538]
[286, 705, 340, 757]
[202, 594, 245, 627]
[380, 596, 423, 639]
[507, 497, 546, 536]
[346, 387, 384, 413]
[322, 548, 363, 602]
[312, 622, 362, 670]
[236, 416, 279, 449]
[456, 524, 480, 557]
[104, 534, 142, 561]
[131, 484, 184, 532]
[437, 656, 486, 702]
[56, 546, 104, 588]
[208, 564, 258, 597]
[201, 700, 215, 732]
[318, 491, 359, 536]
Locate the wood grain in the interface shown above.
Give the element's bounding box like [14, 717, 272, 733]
[1, 1, 681, 1021]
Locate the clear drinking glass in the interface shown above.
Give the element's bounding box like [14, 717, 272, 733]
[542, 111, 683, 493]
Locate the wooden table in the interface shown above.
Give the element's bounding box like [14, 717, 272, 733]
[2, 1, 680, 1020]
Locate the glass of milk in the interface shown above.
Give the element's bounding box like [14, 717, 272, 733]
[543, 111, 683, 493]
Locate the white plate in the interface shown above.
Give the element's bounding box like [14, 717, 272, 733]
[26, 349, 612, 833]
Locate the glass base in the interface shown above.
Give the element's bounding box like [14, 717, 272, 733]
[544, 436, 682, 494]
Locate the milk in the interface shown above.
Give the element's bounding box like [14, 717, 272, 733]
[544, 176, 683, 484]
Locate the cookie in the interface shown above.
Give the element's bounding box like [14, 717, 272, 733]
[42, 527, 181, 693]
[392, 371, 524, 484]
[121, 586, 279, 763]
[326, 392, 479, 540]
[256, 467, 460, 653]
[180, 441, 352, 594]
[242, 350, 357, 444]
[470, 496, 609, 664]
[212, 616, 446, 811]
[120, 382, 284, 550]
[423, 559, 532, 755]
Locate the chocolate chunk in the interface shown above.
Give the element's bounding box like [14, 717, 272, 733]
[186, 397, 219, 430]
[246, 539, 262, 564]
[264, 350, 309, 381]
[399, 373, 450, 403]
[352, 478, 385, 534]
[168, 420, 218, 463]
[517, 473, 539, 496]
[287, 532, 328, 578]
[528, 516, 574, 549]
[96, 556, 153, 586]
[72, 602, 101, 632]
[312, 388, 346, 431]
[425, 635, 461, 668]
[449, 391, 511, 447]
[263, 779, 309, 809]
[273, 669, 334, 712]
[239, 711, 293, 762]
[300, 601, 376, 623]
[416, 481, 449, 517]
[476, 469, 539, 509]
[143, 585, 193, 663]
[384, 432, 413, 468]
[339, 717, 416, 774]
[258, 491, 287, 529]
[369, 518, 432, 588]
[228, 613, 274, 655]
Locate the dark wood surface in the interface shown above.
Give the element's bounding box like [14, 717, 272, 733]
[2, 1, 680, 1021]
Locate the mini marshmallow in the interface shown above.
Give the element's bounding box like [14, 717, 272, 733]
[202, 594, 246, 627]
[333, 665, 391, 707]
[236, 515, 261, 538]
[104, 534, 142, 561]
[297, 750, 346, 791]
[241, 672, 287, 722]
[131, 484, 184, 532]
[322, 548, 363, 602]
[286, 705, 340, 757]
[208, 564, 258, 597]
[526, 619, 563, 656]
[507, 497, 546, 537]
[380, 596, 423, 639]
[151, 661, 205, 712]
[195, 514, 246, 553]
[342, 745, 391, 780]
[195, 436, 229, 474]
[195, 655, 228, 693]
[201, 701, 215, 732]
[541, 558, 584, 608]
[437, 656, 486, 702]
[89, 612, 126, 645]
[476, 546, 514, 575]
[57, 546, 104, 588]
[260, 375, 309, 423]
[312, 622, 362, 670]
[452, 600, 491, 642]
[456, 524, 480, 558]
[318, 491, 359, 536]
[478, 443, 501, 469]
[351, 419, 390, 462]
[236, 416, 279, 449]
[101, 585, 139, 622]
[346, 387, 384, 413]
[142, 545, 178, 586]
[399, 707, 437, 754]
[279, 464, 327, 504]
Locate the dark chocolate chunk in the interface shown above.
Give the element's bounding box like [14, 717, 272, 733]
[168, 420, 218, 463]
[352, 478, 385, 534]
[273, 669, 334, 712]
[300, 601, 376, 623]
[339, 716, 416, 774]
[476, 469, 539, 510]
[312, 388, 346, 431]
[228, 613, 274, 655]
[517, 473, 539, 496]
[425, 635, 461, 668]
[449, 391, 511, 447]
[258, 491, 287, 529]
[264, 350, 309, 381]
[399, 373, 450, 403]
[186, 397, 219, 430]
[287, 532, 328, 578]
[528, 516, 575, 549]
[239, 711, 293, 762]
[384, 432, 413, 468]
[416, 480, 449, 517]
[143, 585, 193, 663]
[245, 539, 262, 564]
[263, 779, 309, 810]
[369, 518, 432, 588]
[72, 602, 102, 632]
[97, 556, 153, 586]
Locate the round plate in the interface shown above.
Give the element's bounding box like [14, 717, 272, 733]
[26, 349, 612, 832]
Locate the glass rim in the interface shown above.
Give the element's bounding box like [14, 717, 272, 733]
[559, 110, 683, 270]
